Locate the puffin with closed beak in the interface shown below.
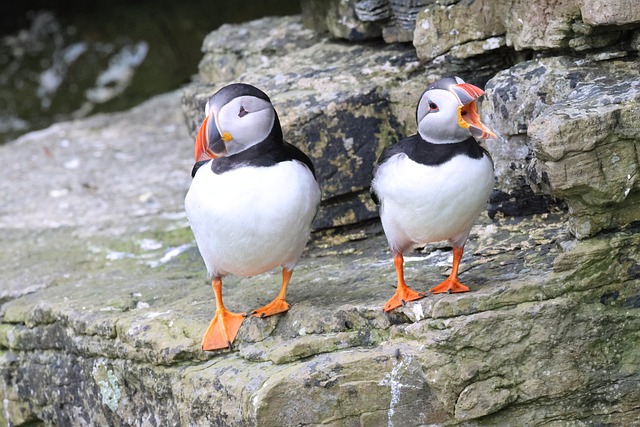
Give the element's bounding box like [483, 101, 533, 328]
[185, 83, 321, 350]
[371, 76, 496, 312]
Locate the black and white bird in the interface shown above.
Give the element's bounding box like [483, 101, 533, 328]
[371, 76, 496, 312]
[185, 83, 321, 350]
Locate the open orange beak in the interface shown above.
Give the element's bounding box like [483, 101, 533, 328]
[451, 83, 497, 140]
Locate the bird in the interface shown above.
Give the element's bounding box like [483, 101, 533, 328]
[370, 76, 496, 312]
[184, 83, 321, 350]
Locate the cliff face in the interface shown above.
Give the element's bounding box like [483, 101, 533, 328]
[1, 3, 640, 426]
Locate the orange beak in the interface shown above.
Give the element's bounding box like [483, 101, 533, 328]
[451, 83, 497, 140]
[194, 115, 217, 162]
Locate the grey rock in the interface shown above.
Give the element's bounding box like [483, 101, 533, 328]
[3, 14, 640, 427]
[413, 0, 507, 61]
[483, 55, 640, 238]
[301, 0, 640, 60]
[2, 63, 640, 427]
[302, 0, 430, 42]
[413, 0, 640, 61]
[301, 0, 383, 41]
[354, 0, 392, 22]
[579, 0, 640, 26]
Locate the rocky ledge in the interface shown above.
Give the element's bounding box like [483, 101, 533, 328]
[1, 12, 640, 427]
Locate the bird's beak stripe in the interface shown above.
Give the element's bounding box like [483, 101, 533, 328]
[194, 115, 217, 161]
[450, 83, 485, 105]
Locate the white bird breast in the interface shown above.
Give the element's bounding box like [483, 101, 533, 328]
[185, 160, 321, 278]
[372, 152, 494, 252]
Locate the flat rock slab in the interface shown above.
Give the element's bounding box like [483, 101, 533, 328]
[1, 91, 640, 425]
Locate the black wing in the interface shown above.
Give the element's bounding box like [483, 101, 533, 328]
[283, 141, 316, 179]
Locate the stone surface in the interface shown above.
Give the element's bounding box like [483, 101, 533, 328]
[302, 0, 429, 42]
[483, 55, 640, 238]
[3, 12, 640, 427]
[413, 0, 507, 60]
[301, 0, 640, 61]
[413, 0, 640, 61]
[2, 57, 640, 426]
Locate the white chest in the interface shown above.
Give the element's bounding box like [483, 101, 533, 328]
[372, 153, 494, 249]
[185, 161, 321, 277]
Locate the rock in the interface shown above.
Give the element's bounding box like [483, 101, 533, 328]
[413, 0, 507, 61]
[413, 0, 640, 61]
[2, 65, 640, 426]
[483, 55, 640, 238]
[579, 0, 640, 26]
[301, 0, 640, 61]
[3, 13, 640, 427]
[184, 15, 517, 230]
[302, 0, 430, 42]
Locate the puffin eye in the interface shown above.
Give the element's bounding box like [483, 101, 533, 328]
[428, 101, 439, 111]
[238, 106, 248, 117]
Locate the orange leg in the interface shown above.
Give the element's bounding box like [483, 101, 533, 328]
[201, 277, 246, 351]
[383, 253, 425, 312]
[252, 268, 292, 318]
[429, 246, 471, 294]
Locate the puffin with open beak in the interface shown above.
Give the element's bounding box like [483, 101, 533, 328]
[371, 76, 496, 312]
[185, 83, 321, 350]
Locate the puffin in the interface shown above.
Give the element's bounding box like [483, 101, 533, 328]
[184, 83, 321, 350]
[370, 76, 496, 312]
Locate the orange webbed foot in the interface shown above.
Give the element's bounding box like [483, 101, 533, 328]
[384, 252, 426, 312]
[429, 277, 470, 294]
[252, 267, 293, 318]
[251, 298, 290, 318]
[383, 285, 425, 312]
[201, 308, 246, 351]
[429, 246, 471, 294]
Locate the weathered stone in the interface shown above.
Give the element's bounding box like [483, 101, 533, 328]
[2, 67, 640, 425]
[579, 0, 640, 26]
[413, 0, 640, 61]
[198, 17, 321, 84]
[302, 0, 639, 59]
[413, 0, 507, 60]
[3, 12, 640, 427]
[483, 55, 640, 238]
[302, 0, 430, 42]
[301, 0, 383, 41]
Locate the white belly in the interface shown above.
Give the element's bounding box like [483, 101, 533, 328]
[184, 160, 321, 277]
[372, 153, 494, 252]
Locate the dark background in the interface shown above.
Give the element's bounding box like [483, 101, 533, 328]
[0, 0, 300, 143]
